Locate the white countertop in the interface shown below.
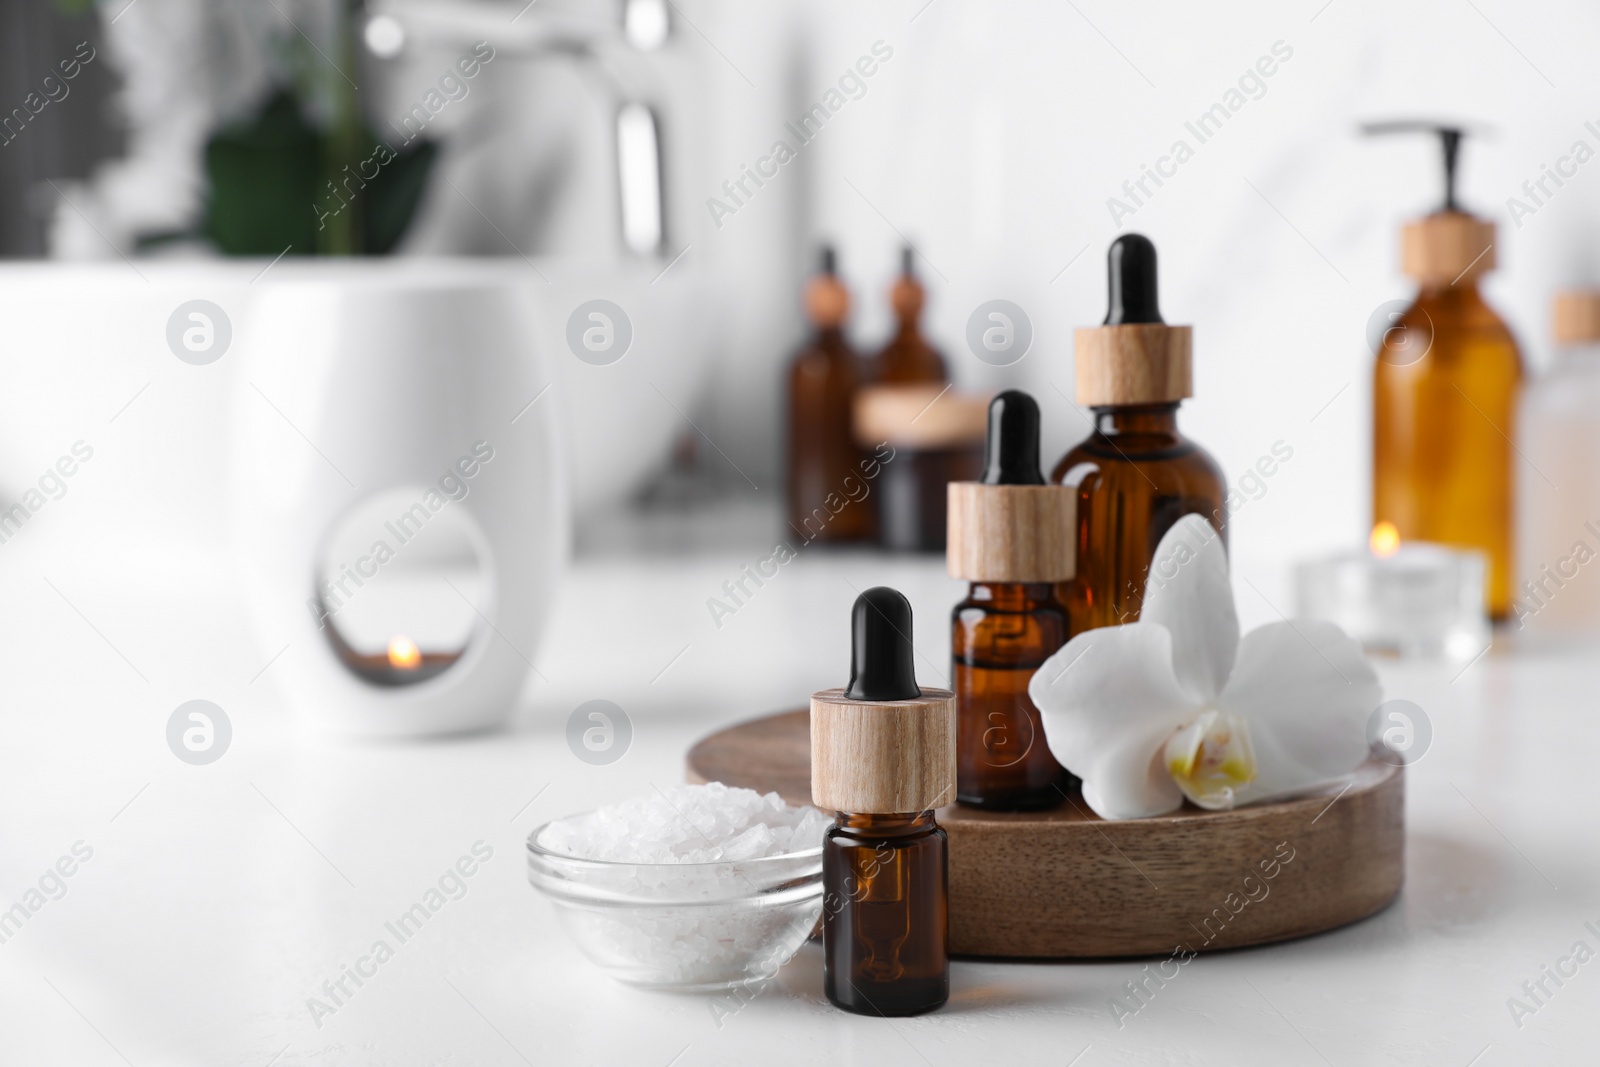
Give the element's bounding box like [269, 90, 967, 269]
[2, 505, 1598, 1067]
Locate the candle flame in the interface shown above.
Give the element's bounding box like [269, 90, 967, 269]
[387, 635, 422, 670]
[1370, 521, 1401, 559]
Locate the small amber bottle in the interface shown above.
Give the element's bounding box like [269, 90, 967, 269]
[1367, 124, 1523, 619]
[1053, 235, 1226, 633]
[947, 391, 1077, 809]
[813, 587, 954, 1017]
[787, 247, 875, 544]
[872, 247, 949, 385]
[853, 385, 987, 554]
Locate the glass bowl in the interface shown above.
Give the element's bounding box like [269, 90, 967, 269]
[526, 820, 824, 991]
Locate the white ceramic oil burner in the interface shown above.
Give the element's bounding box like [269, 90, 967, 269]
[230, 264, 566, 737]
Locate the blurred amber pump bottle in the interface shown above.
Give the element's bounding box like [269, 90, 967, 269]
[1369, 125, 1523, 619]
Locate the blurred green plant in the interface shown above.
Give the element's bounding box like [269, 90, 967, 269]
[64, 0, 437, 256]
[201, 90, 437, 256]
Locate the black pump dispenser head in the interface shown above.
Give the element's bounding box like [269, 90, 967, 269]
[844, 587, 920, 701]
[980, 390, 1045, 486]
[1362, 121, 1471, 212]
[1104, 234, 1163, 325]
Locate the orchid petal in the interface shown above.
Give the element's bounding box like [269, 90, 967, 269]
[1216, 620, 1382, 806]
[1029, 623, 1200, 819]
[1140, 515, 1238, 704]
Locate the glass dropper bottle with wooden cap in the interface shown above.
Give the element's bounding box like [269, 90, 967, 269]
[948, 390, 1077, 809]
[1053, 234, 1226, 633]
[1365, 122, 1523, 619]
[813, 587, 954, 1016]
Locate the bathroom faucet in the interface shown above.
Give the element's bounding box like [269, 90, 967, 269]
[366, 0, 668, 256]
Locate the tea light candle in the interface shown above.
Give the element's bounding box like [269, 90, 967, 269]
[1294, 522, 1489, 660]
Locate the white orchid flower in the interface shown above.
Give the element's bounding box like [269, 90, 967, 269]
[1028, 515, 1381, 820]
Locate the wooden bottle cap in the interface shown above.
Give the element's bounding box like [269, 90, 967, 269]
[810, 687, 957, 813]
[853, 384, 990, 449]
[1552, 290, 1600, 344]
[946, 483, 1076, 582]
[1401, 210, 1495, 286]
[1074, 324, 1193, 406]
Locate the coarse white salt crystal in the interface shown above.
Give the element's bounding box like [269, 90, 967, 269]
[537, 782, 829, 864]
[531, 784, 830, 986]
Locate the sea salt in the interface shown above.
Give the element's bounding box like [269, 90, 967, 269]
[531, 784, 830, 987]
[538, 782, 830, 864]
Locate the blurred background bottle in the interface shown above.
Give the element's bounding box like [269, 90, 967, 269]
[872, 247, 948, 385]
[853, 385, 985, 554]
[853, 245, 982, 553]
[787, 246, 875, 544]
[1515, 290, 1600, 635]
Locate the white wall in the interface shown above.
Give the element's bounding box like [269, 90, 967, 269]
[693, 0, 1600, 626]
[23, 0, 1600, 632]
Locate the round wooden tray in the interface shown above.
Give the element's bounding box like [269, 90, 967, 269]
[687, 708, 1404, 958]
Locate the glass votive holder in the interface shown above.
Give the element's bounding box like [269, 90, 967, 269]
[1294, 537, 1489, 660]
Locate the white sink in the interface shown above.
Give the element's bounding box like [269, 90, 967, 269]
[0, 256, 712, 565]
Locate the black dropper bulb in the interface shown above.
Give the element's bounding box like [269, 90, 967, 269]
[819, 244, 837, 275]
[844, 587, 921, 701]
[901, 245, 915, 277]
[1104, 234, 1163, 325]
[980, 390, 1045, 486]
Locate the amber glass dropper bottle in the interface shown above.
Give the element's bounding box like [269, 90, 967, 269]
[787, 246, 875, 543]
[1053, 234, 1226, 633]
[813, 587, 954, 1017]
[1365, 122, 1523, 619]
[948, 391, 1077, 809]
[873, 246, 949, 385]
